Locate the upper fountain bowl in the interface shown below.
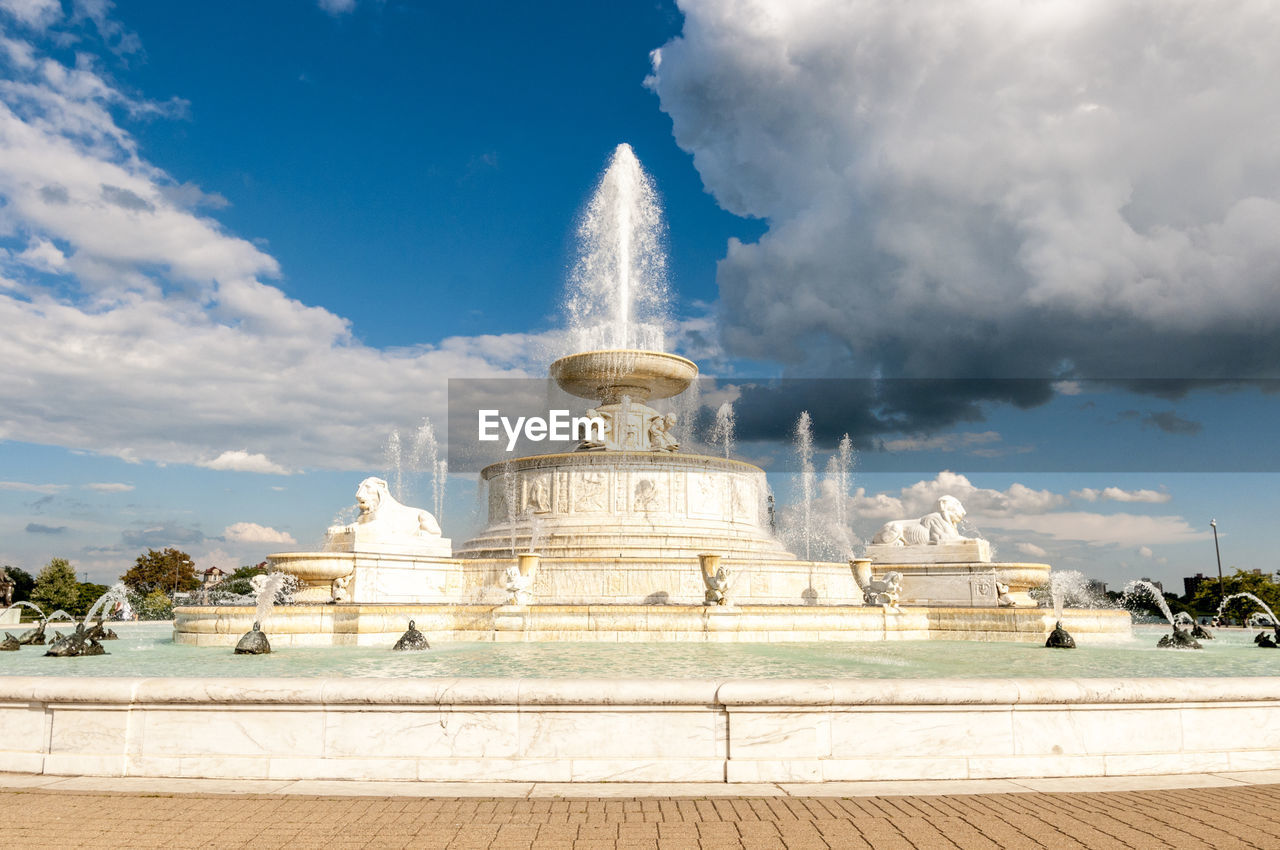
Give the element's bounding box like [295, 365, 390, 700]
[551, 349, 698, 404]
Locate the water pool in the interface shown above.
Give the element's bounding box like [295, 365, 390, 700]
[5, 621, 1280, 679]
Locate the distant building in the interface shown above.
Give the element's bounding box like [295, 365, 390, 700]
[1183, 573, 1209, 598]
[202, 566, 226, 586]
[1087, 579, 1108, 596]
[1140, 577, 1164, 594]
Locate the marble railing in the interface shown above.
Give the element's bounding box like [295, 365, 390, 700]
[2, 676, 1279, 782]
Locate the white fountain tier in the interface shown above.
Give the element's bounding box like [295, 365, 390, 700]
[455, 451, 793, 561]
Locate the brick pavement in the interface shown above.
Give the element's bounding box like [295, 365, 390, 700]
[3, 784, 1279, 850]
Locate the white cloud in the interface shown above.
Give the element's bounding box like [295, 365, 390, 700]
[198, 451, 292, 476]
[0, 480, 66, 494]
[15, 235, 66, 272]
[983, 512, 1208, 547]
[848, 471, 1206, 550]
[895, 471, 1065, 518]
[82, 482, 134, 492]
[1138, 545, 1154, 558]
[0, 33, 544, 474]
[1073, 487, 1171, 503]
[223, 522, 297, 546]
[650, 1, 1280, 381]
[0, 0, 62, 29]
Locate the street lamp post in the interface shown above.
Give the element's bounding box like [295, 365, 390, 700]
[1210, 519, 1224, 604]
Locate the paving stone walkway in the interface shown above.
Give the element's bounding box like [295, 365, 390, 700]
[3, 783, 1280, 849]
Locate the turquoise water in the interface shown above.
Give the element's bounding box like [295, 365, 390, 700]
[5, 622, 1280, 679]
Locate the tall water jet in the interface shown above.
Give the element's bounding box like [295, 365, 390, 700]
[709, 402, 735, 459]
[821, 433, 856, 560]
[794, 412, 815, 561]
[409, 419, 448, 522]
[384, 428, 404, 500]
[565, 143, 669, 353]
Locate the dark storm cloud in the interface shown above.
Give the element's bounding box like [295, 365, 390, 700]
[650, 1, 1280, 418]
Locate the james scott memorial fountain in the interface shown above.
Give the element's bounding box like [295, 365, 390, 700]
[174, 144, 1128, 647]
[19, 145, 1280, 790]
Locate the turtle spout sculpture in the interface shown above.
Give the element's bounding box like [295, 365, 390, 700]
[1045, 620, 1076, 649]
[1157, 625, 1202, 650]
[1, 633, 19, 651]
[85, 618, 119, 641]
[16, 620, 46, 646]
[1174, 612, 1214, 641]
[392, 619, 430, 651]
[44, 624, 89, 657]
[234, 621, 271, 655]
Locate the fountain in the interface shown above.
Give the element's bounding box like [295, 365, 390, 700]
[1125, 580, 1202, 650]
[172, 142, 1125, 647]
[31, 144, 1280, 789]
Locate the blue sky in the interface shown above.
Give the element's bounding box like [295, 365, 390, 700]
[2, 0, 1278, 590]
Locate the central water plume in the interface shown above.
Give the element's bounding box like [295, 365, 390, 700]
[565, 143, 669, 353]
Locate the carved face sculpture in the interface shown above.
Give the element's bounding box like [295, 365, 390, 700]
[356, 477, 387, 516]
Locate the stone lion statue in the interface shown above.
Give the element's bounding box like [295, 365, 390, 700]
[871, 496, 967, 546]
[335, 477, 442, 538]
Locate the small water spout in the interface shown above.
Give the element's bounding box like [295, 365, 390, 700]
[1126, 580, 1201, 649]
[81, 582, 128, 627]
[1218, 592, 1279, 647]
[234, 573, 286, 655]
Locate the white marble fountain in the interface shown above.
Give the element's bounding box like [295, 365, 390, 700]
[12, 144, 1280, 789]
[174, 144, 1126, 649]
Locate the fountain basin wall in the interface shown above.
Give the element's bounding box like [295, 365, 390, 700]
[266, 554, 1050, 608]
[173, 605, 1131, 647]
[3, 675, 1279, 783]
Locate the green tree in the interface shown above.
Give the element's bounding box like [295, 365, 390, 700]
[75, 582, 111, 618]
[1190, 568, 1280, 623]
[218, 562, 268, 596]
[3, 565, 35, 603]
[121, 548, 199, 597]
[29, 557, 80, 615]
[136, 588, 174, 620]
